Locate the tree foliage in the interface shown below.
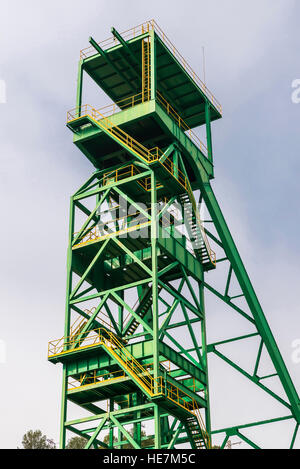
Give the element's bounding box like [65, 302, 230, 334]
[21, 430, 56, 449]
[66, 436, 87, 449]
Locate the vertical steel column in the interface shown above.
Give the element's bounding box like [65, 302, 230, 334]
[151, 171, 159, 388]
[59, 366, 68, 449]
[199, 279, 211, 437]
[205, 102, 213, 164]
[109, 399, 114, 449]
[133, 393, 142, 447]
[154, 404, 161, 449]
[151, 170, 161, 449]
[59, 196, 75, 448]
[76, 61, 83, 116]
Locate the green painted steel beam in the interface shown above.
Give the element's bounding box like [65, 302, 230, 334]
[211, 414, 294, 436]
[212, 348, 291, 410]
[67, 424, 106, 448]
[201, 181, 300, 422]
[89, 36, 138, 94]
[290, 423, 299, 449]
[111, 291, 153, 335]
[73, 169, 152, 201]
[84, 416, 107, 449]
[166, 373, 207, 408]
[158, 278, 203, 318]
[236, 431, 260, 449]
[69, 277, 152, 305]
[154, 100, 212, 179]
[76, 60, 83, 113]
[159, 340, 206, 385]
[54, 22, 300, 450]
[205, 102, 213, 165]
[72, 189, 109, 246]
[167, 422, 183, 449]
[111, 27, 142, 83]
[110, 414, 141, 449]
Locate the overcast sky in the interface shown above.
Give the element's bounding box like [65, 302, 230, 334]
[0, 0, 299, 449]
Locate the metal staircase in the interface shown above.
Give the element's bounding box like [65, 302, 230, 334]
[69, 308, 107, 345]
[67, 105, 216, 268]
[123, 285, 162, 337]
[178, 192, 214, 269]
[52, 19, 300, 450]
[48, 326, 210, 448]
[185, 414, 209, 449]
[69, 316, 87, 341]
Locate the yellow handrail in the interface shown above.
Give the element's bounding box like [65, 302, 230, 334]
[103, 164, 163, 191]
[67, 93, 145, 122]
[67, 104, 190, 191]
[156, 91, 208, 157]
[194, 408, 211, 449]
[67, 106, 215, 265]
[84, 307, 113, 330]
[72, 203, 186, 250]
[67, 90, 208, 158]
[73, 217, 151, 248]
[79, 19, 222, 114]
[70, 316, 86, 339]
[68, 359, 171, 391]
[48, 327, 161, 394]
[69, 368, 126, 389]
[49, 327, 210, 447]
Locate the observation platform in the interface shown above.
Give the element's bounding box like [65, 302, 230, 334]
[79, 20, 222, 127]
[67, 94, 214, 186]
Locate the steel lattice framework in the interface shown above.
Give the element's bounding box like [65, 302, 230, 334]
[48, 20, 300, 449]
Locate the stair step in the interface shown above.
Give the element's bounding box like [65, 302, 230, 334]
[125, 286, 162, 336]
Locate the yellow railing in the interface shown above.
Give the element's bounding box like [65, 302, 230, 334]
[67, 90, 208, 158]
[165, 379, 210, 447]
[70, 104, 163, 163]
[161, 154, 189, 190]
[49, 327, 210, 447]
[79, 19, 222, 114]
[70, 315, 86, 339]
[72, 202, 187, 250]
[67, 93, 145, 122]
[69, 368, 126, 390]
[103, 164, 162, 191]
[73, 214, 151, 248]
[48, 327, 163, 395]
[49, 327, 195, 410]
[180, 376, 203, 394]
[68, 360, 171, 391]
[67, 104, 215, 265]
[49, 311, 113, 356]
[84, 307, 113, 330]
[108, 150, 188, 193]
[70, 307, 111, 337]
[194, 408, 211, 449]
[156, 91, 208, 156]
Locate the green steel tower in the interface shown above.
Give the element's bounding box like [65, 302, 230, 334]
[48, 20, 300, 449]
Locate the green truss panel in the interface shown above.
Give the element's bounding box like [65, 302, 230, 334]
[49, 20, 299, 450]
